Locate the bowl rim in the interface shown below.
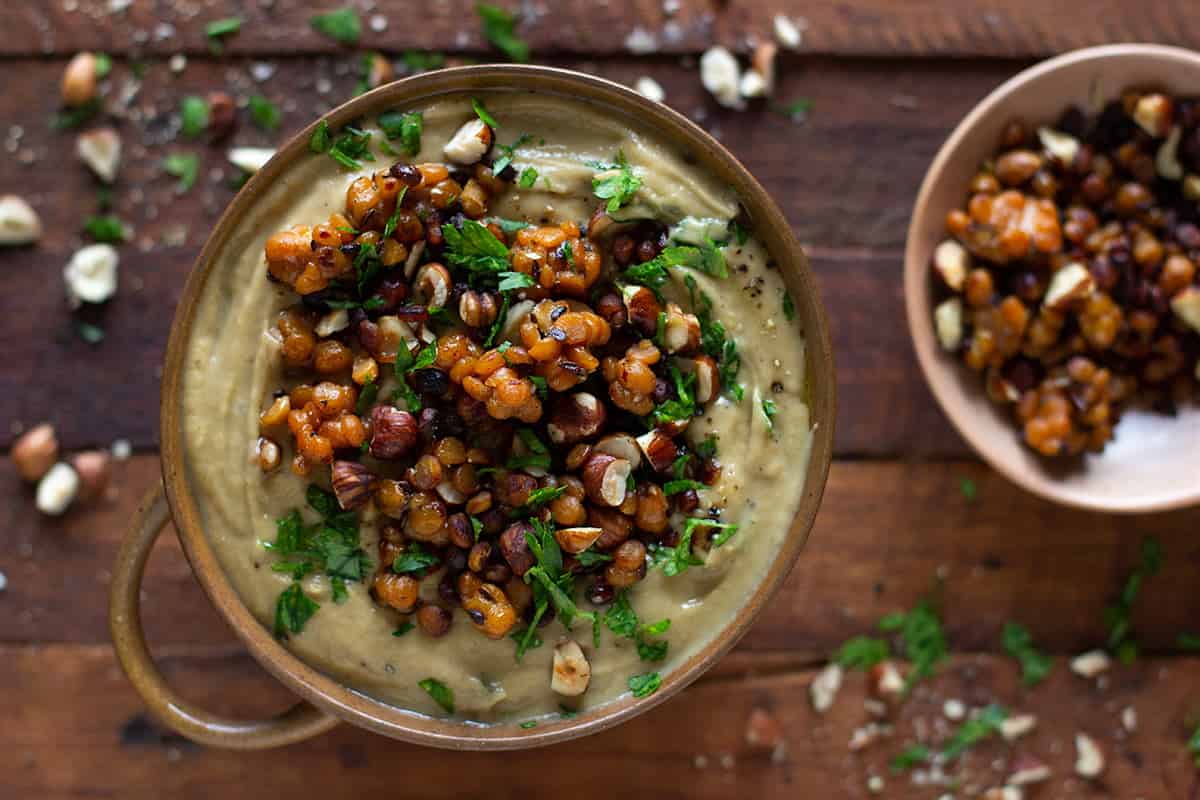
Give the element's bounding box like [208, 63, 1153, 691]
[158, 63, 837, 749]
[904, 43, 1200, 514]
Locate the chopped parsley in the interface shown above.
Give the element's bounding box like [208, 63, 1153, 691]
[662, 479, 704, 496]
[959, 477, 978, 502]
[592, 150, 641, 213]
[354, 379, 379, 416]
[327, 126, 375, 170]
[775, 98, 814, 119]
[781, 290, 796, 320]
[418, 678, 455, 713]
[273, 584, 319, 639]
[695, 435, 719, 459]
[52, 100, 101, 130]
[248, 95, 281, 131]
[518, 167, 538, 189]
[471, 97, 499, 129]
[1179, 633, 1200, 651]
[381, 188, 409, 240]
[392, 542, 441, 573]
[162, 152, 199, 192]
[93, 53, 112, 79]
[649, 517, 737, 577]
[878, 596, 948, 691]
[628, 672, 661, 698]
[833, 635, 890, 669]
[497, 270, 535, 292]
[511, 623, 544, 661]
[379, 110, 423, 156]
[205, 16, 241, 51]
[684, 274, 743, 400]
[523, 520, 595, 634]
[402, 50, 445, 72]
[761, 398, 778, 431]
[477, 2, 530, 62]
[392, 621, 415, 637]
[310, 7, 361, 44]
[889, 744, 930, 773]
[650, 364, 696, 426]
[522, 485, 567, 511]
[731, 221, 750, 246]
[442, 219, 510, 279]
[942, 704, 1007, 760]
[1106, 536, 1162, 663]
[519, 720, 537, 729]
[604, 591, 670, 662]
[491, 133, 532, 174]
[180, 95, 209, 138]
[75, 320, 105, 345]
[83, 214, 127, 243]
[1190, 723, 1200, 767]
[575, 549, 612, 568]
[310, 119, 332, 153]
[1002, 622, 1053, 686]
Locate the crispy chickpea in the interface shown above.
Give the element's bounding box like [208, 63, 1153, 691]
[376, 479, 412, 518]
[416, 605, 453, 638]
[550, 493, 587, 526]
[406, 491, 448, 538]
[457, 573, 517, 639]
[373, 573, 420, 613]
[312, 340, 353, 374]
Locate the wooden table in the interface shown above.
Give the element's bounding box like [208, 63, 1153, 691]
[1, 2, 1198, 797]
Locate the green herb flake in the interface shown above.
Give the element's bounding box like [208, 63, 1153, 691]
[327, 126, 374, 170]
[93, 53, 113, 78]
[248, 95, 281, 131]
[1105, 536, 1162, 663]
[418, 678, 455, 714]
[518, 167, 538, 188]
[180, 95, 209, 138]
[592, 150, 642, 213]
[941, 705, 1007, 761]
[311, 7, 361, 45]
[491, 133, 532, 174]
[959, 477, 978, 503]
[497, 270, 535, 292]
[519, 721, 537, 729]
[834, 635, 890, 670]
[52, 100, 101, 130]
[1179, 633, 1200, 652]
[273, 583, 319, 639]
[379, 110, 423, 156]
[781, 290, 796, 321]
[762, 398, 778, 431]
[75, 320, 105, 345]
[402, 51, 446, 73]
[205, 16, 242, 45]
[162, 152, 199, 192]
[1002, 622, 1053, 686]
[889, 744, 930, 774]
[471, 97, 500, 129]
[628, 672, 661, 698]
[879, 597, 948, 691]
[442, 219, 510, 277]
[392, 621, 415, 637]
[83, 215, 127, 243]
[1189, 722, 1200, 767]
[392, 543, 440, 574]
[523, 485, 566, 511]
[775, 98, 814, 119]
[662, 479, 704, 496]
[355, 379, 379, 416]
[731, 221, 750, 246]
[310, 119, 332, 153]
[477, 2, 530, 62]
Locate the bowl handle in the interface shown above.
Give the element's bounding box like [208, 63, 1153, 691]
[109, 480, 339, 749]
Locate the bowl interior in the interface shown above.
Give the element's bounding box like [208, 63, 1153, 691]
[159, 65, 836, 748]
[906, 44, 1200, 513]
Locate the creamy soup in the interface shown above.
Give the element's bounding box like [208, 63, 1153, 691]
[181, 91, 813, 724]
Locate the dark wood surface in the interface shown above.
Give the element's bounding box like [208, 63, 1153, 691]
[1, 2, 1198, 798]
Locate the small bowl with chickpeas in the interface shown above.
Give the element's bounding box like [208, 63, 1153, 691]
[906, 44, 1200, 513]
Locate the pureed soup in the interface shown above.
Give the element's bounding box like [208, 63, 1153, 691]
[182, 91, 813, 725]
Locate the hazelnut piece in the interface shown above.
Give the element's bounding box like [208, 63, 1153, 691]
[550, 639, 591, 696]
[934, 298, 964, 351]
[76, 127, 121, 184]
[11, 423, 58, 483]
[546, 392, 607, 445]
[61, 52, 98, 107]
[809, 662, 842, 713]
[331, 459, 376, 510]
[635, 429, 678, 473]
[71, 449, 112, 502]
[553, 526, 603, 555]
[581, 453, 631, 507]
[443, 118, 493, 165]
[369, 405, 419, 459]
[1044, 262, 1095, 310]
[592, 433, 641, 469]
[498, 522, 536, 576]
[932, 239, 971, 292]
[1074, 732, 1105, 778]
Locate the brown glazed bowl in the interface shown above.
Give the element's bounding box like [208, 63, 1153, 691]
[109, 65, 836, 750]
[906, 44, 1200, 514]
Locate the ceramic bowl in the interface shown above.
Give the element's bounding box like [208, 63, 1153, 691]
[905, 44, 1200, 513]
[109, 64, 837, 750]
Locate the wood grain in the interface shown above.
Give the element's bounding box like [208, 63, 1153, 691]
[3, 0, 1199, 58]
[3, 643, 1197, 799]
[4, 455, 1197, 656]
[0, 55, 1009, 454]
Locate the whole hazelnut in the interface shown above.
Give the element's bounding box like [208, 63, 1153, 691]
[11, 423, 58, 483]
[206, 91, 238, 140]
[71, 449, 112, 502]
[61, 52, 98, 107]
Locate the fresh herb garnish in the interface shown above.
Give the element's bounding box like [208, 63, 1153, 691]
[83, 215, 127, 243]
[491, 133, 532, 174]
[731, 221, 750, 246]
[471, 97, 500, 129]
[490, 217, 531, 234]
[94, 53, 112, 78]
[523, 520, 595, 632]
[650, 364, 696, 426]
[603, 591, 670, 662]
[327, 126, 374, 170]
[1179, 633, 1200, 651]
[248, 95, 281, 131]
[628, 672, 661, 698]
[522, 485, 567, 511]
[310, 7, 361, 44]
[511, 620, 544, 661]
[941, 705, 1007, 760]
[442, 219, 511, 282]
[834, 635, 890, 669]
[273, 583, 319, 639]
[1106, 537, 1162, 663]
[684, 274, 743, 401]
[592, 150, 641, 213]
[205, 16, 241, 51]
[959, 477, 978, 502]
[418, 678, 455, 713]
[649, 517, 737, 577]
[878, 596, 948, 691]
[775, 98, 814, 118]
[354, 379, 379, 416]
[392, 542, 441, 574]
[497, 270, 535, 292]
[889, 744, 931, 774]
[781, 290, 796, 321]
[1190, 722, 1200, 767]
[575, 549, 612, 568]
[518, 167, 538, 189]
[662, 479, 704, 496]
[392, 621, 415, 637]
[695, 435, 718, 459]
[310, 119, 332, 153]
[52, 100, 101, 130]
[762, 398, 778, 431]
[477, 2, 530, 62]
[402, 50, 445, 72]
[379, 110, 423, 156]
[519, 720, 538, 729]
[180, 95, 209, 138]
[162, 152, 199, 192]
[75, 320, 105, 345]
[1002, 622, 1053, 686]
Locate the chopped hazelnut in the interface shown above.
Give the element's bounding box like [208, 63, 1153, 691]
[933, 239, 972, 291]
[36, 462, 80, 516]
[76, 127, 121, 183]
[1008, 753, 1052, 785]
[63, 244, 119, 307]
[1074, 732, 1105, 778]
[934, 297, 964, 351]
[550, 639, 591, 696]
[809, 662, 842, 713]
[0, 195, 42, 245]
[443, 118, 492, 165]
[1000, 713, 1037, 741]
[581, 453, 632, 507]
[61, 52, 98, 107]
[1069, 649, 1111, 678]
[11, 423, 58, 483]
[700, 46, 743, 109]
[71, 450, 112, 502]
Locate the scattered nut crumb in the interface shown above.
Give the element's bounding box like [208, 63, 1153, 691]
[1074, 732, 1105, 778]
[1000, 713, 1037, 741]
[699, 46, 743, 109]
[634, 76, 665, 104]
[168, 54, 187, 73]
[0, 195, 42, 245]
[1120, 706, 1137, 732]
[1070, 650, 1111, 679]
[809, 662, 842, 713]
[943, 699, 966, 721]
[11, 423, 58, 483]
[1008, 754, 1052, 785]
[76, 127, 122, 183]
[64, 243, 119, 307]
[36, 462, 80, 516]
[982, 786, 1023, 800]
[228, 147, 276, 174]
[0, 570, 7, 592]
[866, 775, 884, 794]
[773, 14, 805, 50]
[111, 439, 132, 461]
[745, 707, 784, 751]
[624, 26, 658, 55]
[868, 660, 905, 703]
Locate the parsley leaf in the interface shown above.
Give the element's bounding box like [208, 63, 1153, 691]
[442, 219, 510, 277]
[1002, 622, 1053, 686]
[477, 2, 530, 62]
[273, 583, 319, 639]
[205, 17, 242, 50]
[491, 133, 532, 174]
[650, 517, 736, 577]
[959, 477, 978, 502]
[310, 7, 361, 44]
[684, 274, 743, 401]
[762, 398, 779, 431]
[889, 744, 930, 773]
[592, 150, 641, 213]
[392, 542, 441, 574]
[83, 215, 127, 243]
[327, 126, 374, 170]
[522, 485, 566, 511]
[519, 720, 537, 729]
[575, 549, 612, 568]
[834, 635, 890, 669]
[162, 152, 199, 192]
[379, 110, 423, 156]
[1190, 722, 1200, 767]
[941, 705, 1007, 761]
[393, 621, 415, 637]
[603, 591, 640, 638]
[418, 678, 455, 713]
[180, 95, 209, 138]
[248, 95, 280, 131]
[402, 51, 445, 72]
[879, 597, 947, 691]
[93, 53, 112, 79]
[310, 119, 332, 153]
[497, 270, 535, 292]
[523, 520, 595, 631]
[781, 290, 796, 321]
[75, 320, 105, 345]
[651, 364, 696, 425]
[628, 672, 661, 698]
[1179, 633, 1200, 652]
[518, 167, 538, 189]
[1105, 536, 1162, 663]
[52, 100, 101, 130]
[663, 479, 704, 496]
[472, 97, 499, 129]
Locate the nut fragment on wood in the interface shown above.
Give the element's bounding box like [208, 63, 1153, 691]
[443, 118, 492, 165]
[76, 127, 121, 183]
[867, 660, 904, 703]
[634, 76, 665, 103]
[551, 639, 591, 696]
[228, 146, 276, 174]
[1069, 649, 1111, 678]
[71, 450, 112, 502]
[1000, 712, 1037, 741]
[773, 14, 805, 49]
[0, 195, 42, 245]
[63, 243, 119, 306]
[700, 46, 743, 109]
[1074, 732, 1105, 778]
[61, 52, 98, 107]
[11, 423, 58, 483]
[36, 462, 80, 516]
[809, 662, 842, 713]
[1008, 754, 1052, 785]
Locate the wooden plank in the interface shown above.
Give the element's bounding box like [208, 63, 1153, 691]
[2, 643, 1197, 799]
[0, 56, 1002, 454]
[3, 0, 1200, 58]
[4, 456, 1197, 655]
